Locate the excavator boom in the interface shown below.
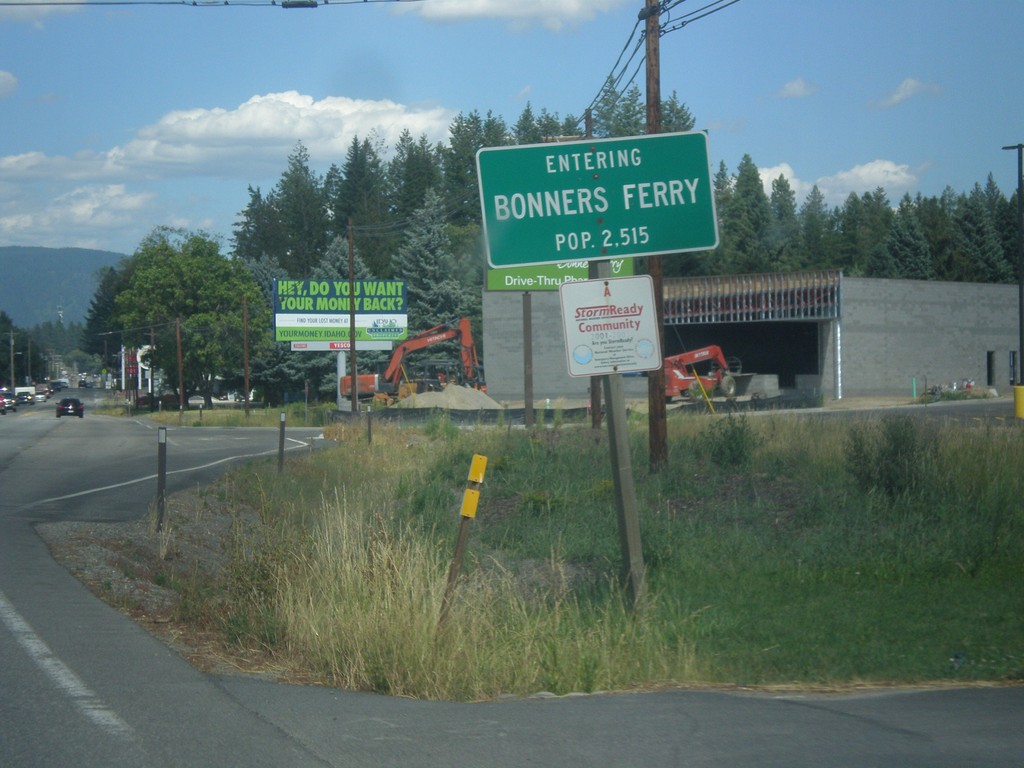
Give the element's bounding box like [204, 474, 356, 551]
[342, 317, 483, 401]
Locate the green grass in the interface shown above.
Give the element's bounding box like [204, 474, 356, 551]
[136, 401, 337, 428]
[177, 411, 1024, 699]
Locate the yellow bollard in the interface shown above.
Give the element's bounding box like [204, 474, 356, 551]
[439, 454, 488, 628]
[1015, 386, 1024, 419]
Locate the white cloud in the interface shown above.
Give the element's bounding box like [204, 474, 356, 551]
[818, 159, 917, 200]
[776, 78, 816, 99]
[0, 184, 155, 248]
[55, 184, 154, 226]
[395, 0, 630, 31]
[0, 91, 455, 182]
[757, 159, 918, 206]
[758, 163, 811, 201]
[0, 90, 456, 250]
[0, 71, 16, 99]
[877, 77, 941, 108]
[0, 1, 75, 24]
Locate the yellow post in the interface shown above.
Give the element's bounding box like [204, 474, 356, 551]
[688, 366, 716, 414]
[1014, 386, 1024, 419]
[439, 454, 488, 627]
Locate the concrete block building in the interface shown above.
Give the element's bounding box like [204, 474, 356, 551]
[482, 270, 1021, 402]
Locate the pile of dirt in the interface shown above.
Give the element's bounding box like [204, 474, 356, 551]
[393, 384, 503, 410]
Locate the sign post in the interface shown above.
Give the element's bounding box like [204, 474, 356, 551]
[559, 274, 659, 607]
[478, 132, 718, 610]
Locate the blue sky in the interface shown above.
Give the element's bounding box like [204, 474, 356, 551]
[1, 0, 1022, 255]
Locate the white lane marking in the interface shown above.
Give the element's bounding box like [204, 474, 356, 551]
[31, 439, 312, 506]
[0, 587, 134, 739]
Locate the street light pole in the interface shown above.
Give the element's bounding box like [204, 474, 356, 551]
[1002, 144, 1024, 394]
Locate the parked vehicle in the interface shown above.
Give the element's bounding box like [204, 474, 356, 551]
[56, 397, 85, 418]
[0, 389, 14, 414]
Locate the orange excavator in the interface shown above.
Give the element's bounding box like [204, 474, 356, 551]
[340, 317, 484, 403]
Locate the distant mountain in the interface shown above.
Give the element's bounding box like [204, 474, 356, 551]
[0, 246, 126, 327]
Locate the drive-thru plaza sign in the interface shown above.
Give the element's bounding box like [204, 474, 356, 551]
[476, 131, 718, 268]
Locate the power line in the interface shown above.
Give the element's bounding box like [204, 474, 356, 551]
[661, 0, 741, 35]
[0, 0, 421, 7]
[576, 0, 742, 131]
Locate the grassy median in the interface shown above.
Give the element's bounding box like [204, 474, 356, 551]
[179, 409, 1023, 700]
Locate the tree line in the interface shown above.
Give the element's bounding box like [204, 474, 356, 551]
[72, 84, 1019, 405]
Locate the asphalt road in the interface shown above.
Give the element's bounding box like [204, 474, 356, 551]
[1, 394, 1022, 767]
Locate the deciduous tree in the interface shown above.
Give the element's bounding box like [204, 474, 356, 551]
[114, 228, 271, 407]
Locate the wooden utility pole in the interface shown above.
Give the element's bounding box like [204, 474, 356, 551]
[176, 318, 184, 415]
[243, 295, 251, 417]
[348, 218, 359, 413]
[149, 326, 156, 411]
[586, 108, 604, 430]
[644, 0, 669, 471]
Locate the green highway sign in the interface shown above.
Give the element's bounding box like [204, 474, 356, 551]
[476, 131, 718, 269]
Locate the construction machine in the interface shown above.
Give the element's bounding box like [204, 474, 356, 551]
[663, 345, 740, 401]
[340, 317, 484, 403]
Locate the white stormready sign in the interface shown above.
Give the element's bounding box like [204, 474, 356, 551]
[558, 275, 662, 377]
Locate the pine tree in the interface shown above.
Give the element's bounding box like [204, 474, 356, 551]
[915, 188, 962, 279]
[392, 188, 470, 333]
[81, 263, 130, 363]
[660, 91, 695, 133]
[243, 253, 285, 307]
[592, 81, 696, 138]
[866, 242, 897, 278]
[837, 188, 894, 276]
[884, 196, 933, 279]
[797, 185, 834, 269]
[768, 175, 800, 270]
[312, 234, 372, 282]
[956, 192, 1013, 283]
[834, 189, 892, 276]
[232, 144, 331, 278]
[275, 143, 331, 278]
[327, 135, 391, 276]
[592, 80, 643, 137]
[513, 103, 544, 145]
[717, 155, 771, 273]
[232, 185, 285, 265]
[980, 175, 1017, 279]
[443, 111, 486, 227]
[389, 130, 443, 227]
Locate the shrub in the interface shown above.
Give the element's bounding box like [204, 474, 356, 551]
[703, 415, 761, 468]
[844, 415, 935, 497]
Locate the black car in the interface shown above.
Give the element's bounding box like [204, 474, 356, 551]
[56, 397, 85, 418]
